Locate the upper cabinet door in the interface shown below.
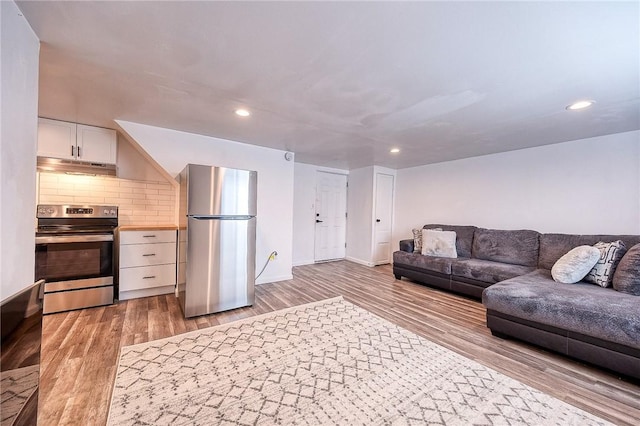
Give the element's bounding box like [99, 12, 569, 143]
[37, 118, 77, 160]
[76, 124, 117, 164]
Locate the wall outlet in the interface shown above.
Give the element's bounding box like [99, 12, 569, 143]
[269, 251, 278, 261]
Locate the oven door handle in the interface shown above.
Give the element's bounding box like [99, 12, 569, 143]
[35, 234, 114, 244]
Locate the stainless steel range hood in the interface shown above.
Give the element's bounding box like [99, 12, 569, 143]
[37, 157, 116, 176]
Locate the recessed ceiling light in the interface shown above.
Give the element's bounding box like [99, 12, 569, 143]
[566, 100, 595, 110]
[235, 108, 251, 117]
[390, 148, 400, 153]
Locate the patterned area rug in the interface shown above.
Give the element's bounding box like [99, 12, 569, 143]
[1, 364, 39, 426]
[107, 297, 610, 425]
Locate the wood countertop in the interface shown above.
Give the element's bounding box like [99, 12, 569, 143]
[117, 225, 178, 231]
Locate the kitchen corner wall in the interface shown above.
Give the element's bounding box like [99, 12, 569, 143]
[1, 1, 39, 301]
[116, 120, 294, 285]
[37, 173, 176, 225]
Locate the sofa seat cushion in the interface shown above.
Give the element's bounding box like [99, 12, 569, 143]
[451, 259, 536, 284]
[393, 251, 456, 274]
[482, 269, 640, 349]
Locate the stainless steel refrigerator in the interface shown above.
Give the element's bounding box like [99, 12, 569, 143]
[177, 164, 257, 318]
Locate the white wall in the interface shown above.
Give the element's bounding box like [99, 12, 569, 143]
[117, 120, 294, 284]
[393, 131, 640, 251]
[1, 1, 39, 301]
[117, 134, 170, 182]
[346, 166, 374, 265]
[292, 163, 348, 266]
[346, 166, 398, 266]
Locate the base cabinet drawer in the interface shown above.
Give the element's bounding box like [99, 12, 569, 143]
[119, 242, 176, 268]
[119, 264, 176, 292]
[117, 228, 178, 300]
[120, 230, 176, 245]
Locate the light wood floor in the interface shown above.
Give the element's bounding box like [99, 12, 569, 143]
[39, 261, 640, 425]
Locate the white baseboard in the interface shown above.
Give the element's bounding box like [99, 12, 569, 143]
[256, 274, 293, 285]
[345, 257, 375, 267]
[292, 259, 315, 267]
[119, 285, 175, 301]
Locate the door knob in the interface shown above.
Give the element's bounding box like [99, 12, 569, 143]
[316, 220, 323, 223]
[376, 219, 381, 222]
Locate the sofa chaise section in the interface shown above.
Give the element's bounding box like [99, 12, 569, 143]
[482, 233, 640, 379]
[393, 226, 640, 379]
[484, 270, 640, 379]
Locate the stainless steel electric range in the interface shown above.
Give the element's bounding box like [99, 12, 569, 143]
[35, 204, 118, 314]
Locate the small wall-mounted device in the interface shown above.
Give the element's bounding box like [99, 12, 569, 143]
[284, 152, 293, 161]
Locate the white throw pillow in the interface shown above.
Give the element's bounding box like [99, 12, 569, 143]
[551, 246, 601, 284]
[421, 229, 457, 258]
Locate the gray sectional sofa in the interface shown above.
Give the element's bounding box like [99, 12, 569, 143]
[393, 224, 640, 379]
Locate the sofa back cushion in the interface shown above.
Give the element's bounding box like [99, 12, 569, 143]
[472, 228, 540, 267]
[422, 224, 476, 258]
[613, 243, 640, 296]
[538, 234, 640, 270]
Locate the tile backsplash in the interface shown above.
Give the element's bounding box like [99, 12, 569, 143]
[37, 172, 176, 225]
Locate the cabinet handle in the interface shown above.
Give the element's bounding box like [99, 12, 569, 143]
[143, 235, 157, 238]
[71, 145, 75, 156]
[77, 146, 81, 158]
[142, 276, 156, 279]
[142, 253, 156, 257]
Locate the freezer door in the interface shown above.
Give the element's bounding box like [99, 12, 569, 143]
[181, 216, 256, 317]
[186, 165, 257, 216]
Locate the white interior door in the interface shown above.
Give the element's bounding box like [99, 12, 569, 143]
[373, 173, 394, 265]
[314, 172, 347, 262]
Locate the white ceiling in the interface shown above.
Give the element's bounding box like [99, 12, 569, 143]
[16, 1, 640, 170]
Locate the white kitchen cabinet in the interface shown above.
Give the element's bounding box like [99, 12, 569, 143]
[76, 124, 117, 164]
[37, 118, 77, 160]
[117, 229, 177, 301]
[119, 230, 177, 245]
[119, 242, 177, 268]
[37, 118, 117, 164]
